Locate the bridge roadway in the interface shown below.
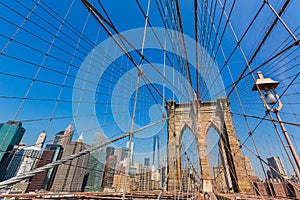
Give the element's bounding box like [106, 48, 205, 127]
[0, 191, 195, 199]
[0, 191, 291, 199]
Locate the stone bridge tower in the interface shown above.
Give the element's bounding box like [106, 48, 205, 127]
[166, 98, 254, 194]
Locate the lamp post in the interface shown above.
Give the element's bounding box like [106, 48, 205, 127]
[252, 71, 300, 180]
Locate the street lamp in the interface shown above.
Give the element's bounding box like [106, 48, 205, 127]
[252, 71, 300, 180]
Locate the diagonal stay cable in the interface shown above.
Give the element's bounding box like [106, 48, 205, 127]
[81, 0, 192, 103]
[231, 112, 300, 128]
[227, 0, 293, 97]
[0, 0, 41, 54]
[240, 70, 300, 149]
[211, 39, 299, 100]
[122, 0, 150, 198]
[174, 0, 193, 88]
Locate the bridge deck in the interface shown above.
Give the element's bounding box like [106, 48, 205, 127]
[216, 193, 294, 200]
[0, 191, 294, 199]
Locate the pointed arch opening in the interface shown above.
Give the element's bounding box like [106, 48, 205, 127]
[179, 124, 201, 192]
[205, 122, 230, 192]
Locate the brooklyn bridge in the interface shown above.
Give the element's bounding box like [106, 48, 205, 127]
[0, 0, 299, 199]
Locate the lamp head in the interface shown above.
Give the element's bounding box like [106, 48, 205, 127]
[265, 91, 277, 105]
[252, 71, 279, 91]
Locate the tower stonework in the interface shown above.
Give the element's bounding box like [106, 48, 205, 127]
[166, 98, 254, 194]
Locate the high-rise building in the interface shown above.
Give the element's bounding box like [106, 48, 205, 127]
[106, 147, 115, 159]
[121, 147, 128, 161]
[267, 156, 288, 180]
[114, 148, 122, 164]
[17, 131, 47, 175]
[56, 123, 74, 149]
[9, 145, 42, 192]
[4, 131, 46, 192]
[0, 121, 25, 180]
[92, 133, 109, 147]
[84, 133, 107, 192]
[160, 166, 166, 189]
[35, 131, 47, 148]
[50, 139, 89, 192]
[58, 123, 74, 149]
[84, 150, 106, 192]
[115, 158, 126, 175]
[138, 166, 151, 191]
[16, 146, 41, 176]
[101, 155, 117, 189]
[27, 144, 63, 192]
[150, 165, 160, 190]
[6, 131, 46, 177]
[130, 166, 138, 178]
[4, 131, 46, 181]
[133, 163, 140, 174]
[127, 141, 134, 164]
[0, 121, 25, 160]
[52, 131, 64, 145]
[244, 156, 255, 176]
[267, 170, 272, 179]
[144, 158, 150, 167]
[3, 144, 26, 181]
[52, 124, 73, 148]
[151, 165, 158, 180]
[113, 174, 132, 192]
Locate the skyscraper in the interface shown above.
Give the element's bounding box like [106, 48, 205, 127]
[51, 138, 90, 192]
[0, 132, 46, 192]
[244, 156, 255, 176]
[114, 148, 122, 164]
[101, 155, 117, 189]
[138, 166, 151, 191]
[15, 131, 46, 176]
[52, 131, 64, 145]
[106, 146, 115, 159]
[144, 158, 150, 167]
[52, 123, 74, 148]
[15, 146, 41, 177]
[127, 141, 134, 164]
[28, 144, 63, 192]
[4, 131, 46, 181]
[59, 123, 74, 149]
[267, 156, 288, 180]
[35, 131, 47, 148]
[84, 150, 106, 192]
[121, 147, 128, 161]
[0, 121, 25, 181]
[84, 133, 107, 192]
[2, 144, 26, 181]
[3, 131, 46, 191]
[0, 121, 25, 161]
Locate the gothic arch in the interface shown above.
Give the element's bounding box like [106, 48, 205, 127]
[204, 120, 222, 138]
[179, 123, 201, 169]
[166, 98, 254, 194]
[179, 123, 194, 142]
